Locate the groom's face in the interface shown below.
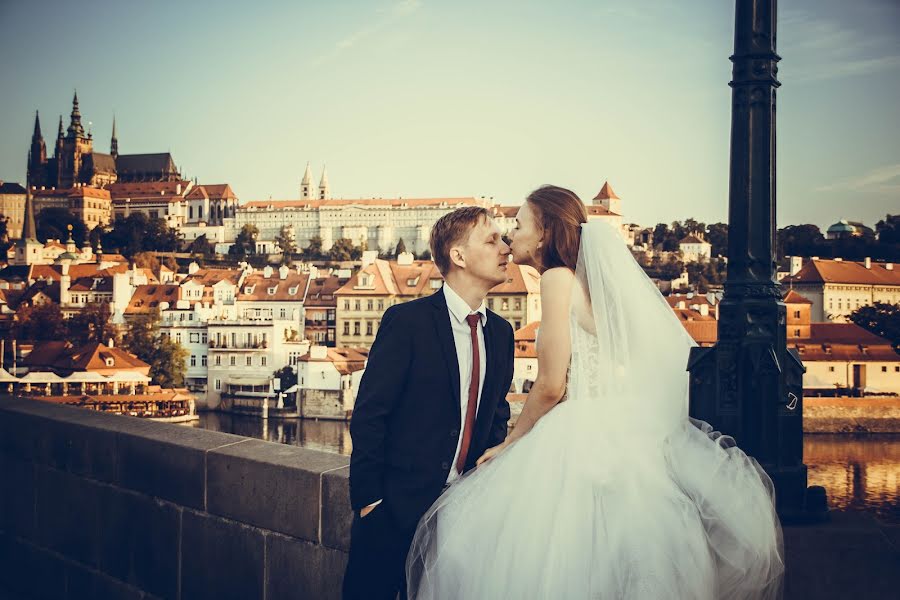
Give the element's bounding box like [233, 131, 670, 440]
[452, 216, 511, 287]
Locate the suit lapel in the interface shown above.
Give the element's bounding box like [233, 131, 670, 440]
[429, 288, 462, 417]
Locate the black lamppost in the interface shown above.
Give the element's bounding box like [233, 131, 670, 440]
[687, 0, 827, 522]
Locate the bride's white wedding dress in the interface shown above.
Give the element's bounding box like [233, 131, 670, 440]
[406, 221, 784, 599]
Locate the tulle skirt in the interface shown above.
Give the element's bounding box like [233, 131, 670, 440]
[406, 399, 784, 600]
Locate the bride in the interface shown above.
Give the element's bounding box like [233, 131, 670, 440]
[406, 185, 784, 599]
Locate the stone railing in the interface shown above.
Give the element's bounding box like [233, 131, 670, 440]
[0, 397, 351, 600]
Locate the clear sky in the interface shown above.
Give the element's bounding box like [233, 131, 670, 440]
[1, 0, 898, 231]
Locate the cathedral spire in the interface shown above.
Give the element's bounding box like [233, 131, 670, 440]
[19, 183, 37, 245]
[110, 115, 118, 158]
[318, 164, 330, 200]
[57, 115, 64, 139]
[67, 90, 85, 138]
[32, 110, 42, 142]
[301, 162, 314, 199]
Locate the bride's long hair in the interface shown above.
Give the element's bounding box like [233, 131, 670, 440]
[526, 185, 588, 272]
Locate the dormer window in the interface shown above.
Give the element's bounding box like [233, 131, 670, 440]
[288, 286, 298, 295]
[430, 279, 441, 289]
[105, 358, 115, 367]
[407, 276, 420, 286]
[244, 285, 255, 295]
[268, 287, 277, 295]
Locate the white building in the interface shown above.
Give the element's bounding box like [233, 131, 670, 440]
[781, 258, 900, 322]
[679, 234, 712, 262]
[295, 346, 367, 420]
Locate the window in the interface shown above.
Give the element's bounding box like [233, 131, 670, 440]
[201, 355, 207, 367]
[190, 333, 200, 343]
[501, 300, 509, 310]
[215, 379, 221, 390]
[261, 357, 267, 367]
[175, 333, 182, 343]
[883, 366, 888, 372]
[343, 322, 350, 335]
[366, 321, 373, 335]
[828, 366, 835, 372]
[487, 298, 494, 310]
[793, 310, 800, 318]
[344, 300, 350, 310]
[355, 300, 361, 311]
[515, 321, 521, 330]
[794, 329, 800, 337]
[354, 321, 361, 335]
[190, 355, 197, 367]
[201, 333, 208, 344]
[230, 356, 236, 366]
[515, 299, 522, 311]
[377, 300, 384, 311]
[367, 299, 374, 311]
[280, 308, 286, 319]
[215, 355, 221, 366]
[246, 356, 253, 366]
[895, 366, 899, 372]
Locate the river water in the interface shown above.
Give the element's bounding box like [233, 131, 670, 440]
[190, 413, 900, 523]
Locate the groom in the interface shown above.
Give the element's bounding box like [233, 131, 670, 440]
[343, 206, 515, 600]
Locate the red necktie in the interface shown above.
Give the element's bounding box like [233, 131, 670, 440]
[456, 313, 481, 474]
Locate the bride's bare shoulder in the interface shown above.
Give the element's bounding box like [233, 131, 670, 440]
[539, 267, 577, 310]
[540, 267, 576, 288]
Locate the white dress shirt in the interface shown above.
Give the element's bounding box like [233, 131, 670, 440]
[442, 283, 488, 484]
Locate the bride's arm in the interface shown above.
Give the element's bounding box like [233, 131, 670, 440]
[478, 267, 573, 464]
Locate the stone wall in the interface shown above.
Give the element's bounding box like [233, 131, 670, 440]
[804, 397, 900, 433]
[0, 397, 352, 600]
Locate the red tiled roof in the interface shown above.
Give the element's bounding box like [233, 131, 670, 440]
[108, 181, 190, 199]
[185, 184, 237, 200]
[514, 321, 539, 341]
[681, 320, 718, 345]
[593, 181, 619, 200]
[305, 275, 348, 307]
[781, 259, 900, 286]
[125, 284, 180, 314]
[184, 268, 242, 286]
[237, 272, 310, 301]
[586, 205, 620, 217]
[679, 235, 707, 245]
[783, 289, 813, 304]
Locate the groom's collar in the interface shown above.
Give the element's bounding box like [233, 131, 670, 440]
[442, 283, 488, 328]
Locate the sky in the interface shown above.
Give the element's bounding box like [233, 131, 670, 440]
[0, 0, 898, 231]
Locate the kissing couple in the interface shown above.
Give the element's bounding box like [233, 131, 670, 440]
[343, 185, 784, 600]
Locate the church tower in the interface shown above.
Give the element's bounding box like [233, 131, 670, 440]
[13, 179, 43, 266]
[28, 111, 48, 188]
[593, 181, 622, 215]
[110, 116, 118, 159]
[319, 165, 330, 200]
[301, 162, 314, 200]
[58, 91, 93, 189]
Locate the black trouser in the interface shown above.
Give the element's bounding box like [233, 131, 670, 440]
[343, 503, 416, 600]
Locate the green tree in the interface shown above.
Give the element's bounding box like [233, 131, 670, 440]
[274, 226, 297, 259]
[776, 224, 825, 259]
[328, 238, 362, 261]
[121, 311, 188, 387]
[849, 302, 900, 353]
[228, 224, 258, 259]
[302, 235, 324, 261]
[67, 302, 116, 346]
[37, 207, 87, 247]
[12, 302, 67, 341]
[88, 224, 104, 251]
[705, 223, 728, 258]
[273, 366, 298, 408]
[876, 214, 900, 245]
[395, 237, 407, 255]
[102, 213, 181, 259]
[0, 215, 11, 256]
[188, 234, 214, 258]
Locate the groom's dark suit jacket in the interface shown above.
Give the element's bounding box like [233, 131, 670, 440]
[349, 287, 514, 531]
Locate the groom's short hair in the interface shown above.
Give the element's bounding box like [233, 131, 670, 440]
[430, 206, 491, 275]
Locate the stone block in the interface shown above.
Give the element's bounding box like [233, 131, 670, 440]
[207, 439, 347, 542]
[65, 562, 145, 600]
[0, 532, 67, 600]
[321, 466, 352, 551]
[0, 454, 35, 540]
[34, 466, 104, 568]
[181, 510, 265, 600]
[116, 420, 249, 510]
[98, 487, 180, 599]
[265, 532, 348, 600]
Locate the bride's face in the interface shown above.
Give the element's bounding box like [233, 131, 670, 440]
[508, 201, 543, 269]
